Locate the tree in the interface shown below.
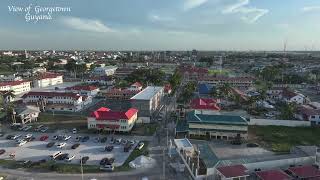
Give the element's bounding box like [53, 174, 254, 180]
[169, 70, 182, 91]
[280, 103, 297, 120]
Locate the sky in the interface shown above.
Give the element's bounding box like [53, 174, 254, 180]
[0, 0, 320, 51]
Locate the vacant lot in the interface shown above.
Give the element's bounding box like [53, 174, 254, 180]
[249, 126, 320, 152]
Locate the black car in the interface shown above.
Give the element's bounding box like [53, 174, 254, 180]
[71, 143, 80, 149]
[25, 137, 35, 142]
[55, 153, 69, 161]
[6, 135, 14, 140]
[0, 132, 5, 137]
[81, 136, 89, 142]
[80, 156, 89, 164]
[105, 145, 114, 152]
[46, 142, 55, 148]
[100, 157, 114, 166]
[23, 160, 32, 168]
[0, 149, 6, 155]
[100, 137, 107, 143]
[247, 143, 259, 148]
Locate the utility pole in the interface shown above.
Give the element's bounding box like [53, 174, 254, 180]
[162, 147, 166, 180]
[80, 156, 84, 180]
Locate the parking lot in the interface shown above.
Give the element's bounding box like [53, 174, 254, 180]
[0, 129, 147, 167]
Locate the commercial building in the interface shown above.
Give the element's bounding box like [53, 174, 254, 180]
[185, 110, 248, 140]
[65, 85, 100, 97]
[199, 76, 254, 89]
[33, 73, 63, 88]
[130, 86, 164, 123]
[84, 76, 114, 86]
[92, 66, 117, 76]
[87, 107, 138, 132]
[0, 81, 31, 95]
[22, 91, 91, 112]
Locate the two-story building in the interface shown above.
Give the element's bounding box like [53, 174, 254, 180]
[87, 107, 138, 132]
[92, 66, 117, 76]
[33, 73, 63, 88]
[22, 91, 91, 112]
[0, 81, 31, 95]
[65, 85, 100, 97]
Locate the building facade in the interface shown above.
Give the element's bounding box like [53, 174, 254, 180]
[33, 73, 63, 88]
[0, 81, 31, 95]
[87, 107, 138, 132]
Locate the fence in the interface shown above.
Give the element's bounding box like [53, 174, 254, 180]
[249, 118, 311, 127]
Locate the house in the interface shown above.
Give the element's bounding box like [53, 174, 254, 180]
[15, 106, 40, 124]
[185, 110, 248, 140]
[22, 91, 91, 112]
[190, 98, 220, 111]
[65, 85, 100, 97]
[130, 86, 164, 123]
[216, 165, 249, 180]
[92, 66, 117, 76]
[84, 76, 114, 86]
[296, 105, 320, 126]
[0, 74, 22, 82]
[267, 87, 284, 100]
[0, 81, 31, 95]
[128, 82, 143, 91]
[87, 107, 138, 132]
[33, 73, 63, 88]
[282, 89, 306, 105]
[255, 170, 292, 180]
[114, 67, 136, 79]
[287, 165, 320, 179]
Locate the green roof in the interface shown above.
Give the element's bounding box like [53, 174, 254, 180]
[186, 110, 248, 126]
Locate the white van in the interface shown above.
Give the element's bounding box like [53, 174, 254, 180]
[51, 151, 62, 159]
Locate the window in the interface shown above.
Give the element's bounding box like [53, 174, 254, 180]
[311, 116, 316, 119]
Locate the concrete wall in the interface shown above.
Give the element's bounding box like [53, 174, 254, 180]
[249, 119, 311, 127]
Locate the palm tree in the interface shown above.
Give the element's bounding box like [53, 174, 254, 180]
[218, 83, 232, 99]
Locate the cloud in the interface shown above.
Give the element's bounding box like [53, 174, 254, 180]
[60, 17, 114, 33]
[183, 0, 208, 11]
[148, 14, 175, 22]
[302, 6, 320, 12]
[222, 0, 268, 23]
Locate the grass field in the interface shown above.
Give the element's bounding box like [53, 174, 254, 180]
[38, 113, 86, 122]
[250, 126, 320, 152]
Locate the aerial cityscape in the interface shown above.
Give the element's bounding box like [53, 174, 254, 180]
[1, 0, 320, 180]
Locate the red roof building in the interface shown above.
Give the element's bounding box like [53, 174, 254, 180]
[190, 98, 220, 111]
[216, 165, 249, 179]
[88, 107, 138, 132]
[256, 170, 292, 180]
[288, 165, 320, 179]
[65, 85, 100, 97]
[164, 84, 172, 94]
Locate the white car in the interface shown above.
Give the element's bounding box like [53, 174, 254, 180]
[72, 128, 77, 134]
[51, 151, 62, 159]
[64, 135, 71, 141]
[18, 140, 27, 146]
[12, 134, 22, 140]
[41, 127, 49, 132]
[24, 134, 33, 139]
[65, 155, 75, 162]
[57, 142, 66, 148]
[136, 142, 144, 150]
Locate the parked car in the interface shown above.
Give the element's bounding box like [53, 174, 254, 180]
[136, 142, 144, 150]
[65, 155, 75, 162]
[52, 135, 59, 140]
[24, 136, 35, 142]
[75, 136, 82, 142]
[247, 143, 259, 148]
[23, 126, 32, 131]
[94, 137, 100, 143]
[6, 135, 14, 140]
[23, 160, 32, 168]
[72, 128, 77, 134]
[80, 156, 89, 164]
[129, 140, 135, 146]
[40, 127, 49, 133]
[40, 135, 49, 141]
[100, 164, 114, 172]
[18, 140, 27, 147]
[105, 145, 114, 152]
[71, 143, 80, 149]
[35, 125, 44, 131]
[0, 149, 5, 155]
[50, 151, 62, 159]
[12, 134, 22, 140]
[46, 142, 55, 148]
[115, 138, 122, 144]
[100, 158, 114, 166]
[82, 136, 89, 142]
[57, 142, 67, 148]
[24, 134, 33, 139]
[55, 153, 69, 161]
[110, 137, 115, 144]
[64, 135, 72, 141]
[121, 139, 128, 145]
[100, 137, 108, 143]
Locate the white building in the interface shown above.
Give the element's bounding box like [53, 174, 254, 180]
[15, 106, 41, 124]
[130, 86, 164, 123]
[92, 66, 117, 76]
[282, 89, 306, 105]
[22, 91, 91, 112]
[87, 107, 138, 132]
[0, 74, 22, 82]
[128, 82, 143, 91]
[33, 73, 63, 88]
[84, 76, 114, 86]
[65, 85, 100, 97]
[0, 81, 31, 95]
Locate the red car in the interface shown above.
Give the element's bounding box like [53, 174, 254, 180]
[40, 135, 49, 141]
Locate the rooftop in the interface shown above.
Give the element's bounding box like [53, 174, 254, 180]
[256, 170, 292, 180]
[190, 98, 220, 111]
[288, 165, 320, 178]
[90, 107, 138, 120]
[130, 86, 163, 100]
[217, 165, 248, 178]
[186, 110, 248, 126]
